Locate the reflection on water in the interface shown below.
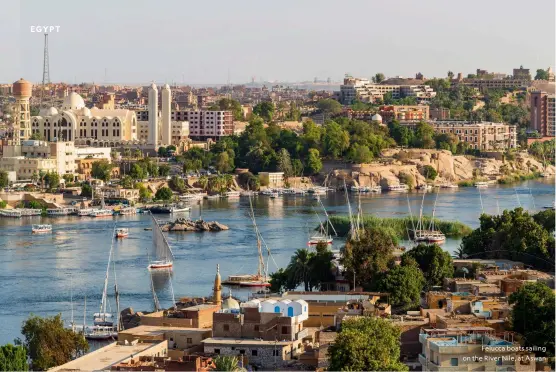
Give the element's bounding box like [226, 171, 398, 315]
[0, 179, 553, 344]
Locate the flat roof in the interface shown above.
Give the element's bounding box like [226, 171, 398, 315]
[49, 341, 156, 371]
[119, 325, 210, 337]
[182, 304, 219, 311]
[202, 337, 293, 346]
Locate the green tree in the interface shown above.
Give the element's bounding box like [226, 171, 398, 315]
[168, 175, 186, 192]
[80, 183, 92, 198]
[237, 172, 259, 191]
[129, 163, 145, 180]
[155, 186, 173, 201]
[91, 160, 114, 182]
[372, 72, 386, 83]
[157, 146, 168, 157]
[19, 314, 88, 371]
[533, 209, 555, 232]
[197, 175, 209, 191]
[0, 343, 28, 371]
[509, 282, 555, 357]
[342, 227, 397, 289]
[132, 148, 142, 159]
[135, 182, 152, 201]
[305, 148, 322, 175]
[0, 201, 7, 209]
[44, 172, 60, 191]
[286, 249, 315, 291]
[123, 148, 131, 158]
[0, 171, 9, 188]
[323, 121, 350, 158]
[120, 175, 134, 189]
[212, 355, 245, 371]
[375, 259, 425, 310]
[209, 98, 244, 121]
[346, 143, 373, 163]
[402, 243, 453, 289]
[302, 120, 322, 150]
[534, 69, 549, 80]
[214, 152, 233, 174]
[277, 148, 293, 178]
[420, 165, 438, 180]
[29, 132, 43, 140]
[413, 121, 436, 148]
[252, 101, 275, 122]
[158, 164, 171, 177]
[328, 317, 408, 371]
[62, 174, 74, 184]
[316, 98, 342, 115]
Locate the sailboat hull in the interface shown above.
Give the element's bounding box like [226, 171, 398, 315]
[148, 261, 173, 269]
[222, 280, 271, 287]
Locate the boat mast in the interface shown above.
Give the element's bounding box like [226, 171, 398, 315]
[83, 296, 86, 335]
[428, 188, 440, 232]
[249, 195, 265, 279]
[70, 275, 74, 331]
[318, 197, 337, 236]
[406, 193, 417, 243]
[100, 225, 116, 320]
[112, 249, 121, 332]
[147, 248, 161, 311]
[344, 179, 357, 241]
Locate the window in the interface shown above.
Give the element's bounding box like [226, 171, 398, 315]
[187, 338, 192, 344]
[223, 324, 229, 331]
[239, 349, 245, 355]
[450, 358, 458, 366]
[251, 350, 258, 356]
[214, 349, 220, 354]
[282, 326, 288, 334]
[254, 325, 259, 332]
[272, 350, 280, 356]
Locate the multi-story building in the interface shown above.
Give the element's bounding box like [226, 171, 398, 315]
[379, 105, 430, 122]
[259, 172, 284, 188]
[0, 140, 77, 179]
[530, 91, 555, 137]
[338, 75, 436, 104]
[203, 297, 310, 369]
[136, 109, 233, 140]
[419, 327, 535, 372]
[400, 121, 517, 150]
[513, 67, 532, 81]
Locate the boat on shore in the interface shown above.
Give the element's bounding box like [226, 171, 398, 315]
[388, 184, 409, 192]
[115, 228, 129, 238]
[32, 224, 52, 234]
[179, 193, 205, 202]
[417, 184, 433, 191]
[440, 183, 458, 189]
[47, 207, 77, 216]
[474, 181, 489, 188]
[118, 206, 137, 215]
[89, 209, 113, 217]
[169, 204, 190, 213]
[412, 187, 446, 244]
[77, 208, 93, 216]
[224, 191, 240, 198]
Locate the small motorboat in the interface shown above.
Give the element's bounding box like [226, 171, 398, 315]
[32, 224, 52, 234]
[148, 260, 173, 269]
[474, 182, 489, 188]
[115, 228, 129, 238]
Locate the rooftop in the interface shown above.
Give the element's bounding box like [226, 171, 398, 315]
[119, 325, 211, 337]
[202, 337, 293, 346]
[49, 341, 155, 371]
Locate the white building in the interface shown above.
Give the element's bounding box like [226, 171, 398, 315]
[338, 75, 436, 104]
[30, 92, 139, 147]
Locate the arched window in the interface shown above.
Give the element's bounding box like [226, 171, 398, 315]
[274, 306, 280, 313]
[287, 307, 294, 317]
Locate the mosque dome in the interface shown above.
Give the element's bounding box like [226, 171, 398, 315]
[221, 296, 240, 311]
[163, 84, 170, 90]
[81, 107, 91, 117]
[371, 113, 382, 123]
[39, 107, 59, 117]
[62, 92, 86, 110]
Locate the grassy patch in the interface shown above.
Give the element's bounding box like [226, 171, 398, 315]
[327, 215, 473, 240]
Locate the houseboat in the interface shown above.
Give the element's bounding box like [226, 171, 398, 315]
[46, 207, 77, 216]
[474, 181, 489, 188]
[115, 228, 129, 238]
[387, 184, 409, 192]
[32, 224, 52, 234]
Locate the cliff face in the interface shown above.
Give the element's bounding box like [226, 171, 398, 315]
[331, 149, 554, 188]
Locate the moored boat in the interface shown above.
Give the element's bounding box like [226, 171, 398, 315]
[118, 206, 137, 215]
[32, 224, 52, 234]
[77, 208, 93, 216]
[47, 207, 77, 216]
[148, 216, 174, 270]
[474, 181, 489, 188]
[115, 228, 129, 238]
[89, 209, 113, 217]
[388, 184, 409, 192]
[224, 191, 240, 198]
[308, 235, 333, 245]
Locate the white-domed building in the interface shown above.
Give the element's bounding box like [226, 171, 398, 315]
[30, 92, 138, 147]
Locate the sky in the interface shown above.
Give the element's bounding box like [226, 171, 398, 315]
[1, 0, 555, 85]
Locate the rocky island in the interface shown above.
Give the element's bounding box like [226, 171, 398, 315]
[160, 218, 229, 232]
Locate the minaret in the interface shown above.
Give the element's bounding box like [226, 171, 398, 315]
[147, 82, 158, 147]
[161, 84, 172, 146]
[213, 264, 222, 306]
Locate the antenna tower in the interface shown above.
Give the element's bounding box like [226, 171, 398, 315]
[40, 33, 51, 108]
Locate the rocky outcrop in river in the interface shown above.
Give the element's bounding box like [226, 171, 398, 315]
[161, 218, 229, 232]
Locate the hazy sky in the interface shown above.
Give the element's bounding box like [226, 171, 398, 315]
[1, 0, 555, 85]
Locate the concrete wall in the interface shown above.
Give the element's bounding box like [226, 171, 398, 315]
[204, 341, 303, 369]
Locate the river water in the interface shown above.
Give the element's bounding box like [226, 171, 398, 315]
[0, 179, 553, 344]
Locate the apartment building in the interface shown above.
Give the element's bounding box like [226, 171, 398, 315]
[530, 91, 555, 137]
[259, 172, 284, 188]
[419, 327, 535, 372]
[400, 121, 517, 150]
[136, 109, 233, 140]
[339, 76, 436, 104]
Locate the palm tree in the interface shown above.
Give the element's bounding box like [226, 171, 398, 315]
[133, 148, 142, 159]
[287, 248, 315, 291]
[212, 356, 245, 371]
[453, 246, 466, 259]
[31, 171, 39, 184]
[124, 147, 131, 159]
[198, 175, 209, 191]
[223, 174, 234, 190]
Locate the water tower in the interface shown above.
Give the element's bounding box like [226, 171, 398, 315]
[12, 78, 33, 143]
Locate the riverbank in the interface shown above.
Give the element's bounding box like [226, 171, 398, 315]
[327, 215, 473, 240]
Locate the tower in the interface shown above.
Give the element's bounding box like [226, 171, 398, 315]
[12, 78, 33, 143]
[40, 33, 51, 108]
[213, 264, 222, 306]
[147, 82, 158, 147]
[161, 84, 171, 146]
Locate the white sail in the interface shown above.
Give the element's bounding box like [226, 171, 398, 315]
[152, 217, 174, 262]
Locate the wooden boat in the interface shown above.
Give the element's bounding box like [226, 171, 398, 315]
[115, 228, 129, 238]
[147, 216, 174, 270]
[413, 187, 446, 244]
[119, 206, 137, 215]
[387, 184, 409, 192]
[474, 181, 489, 188]
[32, 224, 52, 234]
[222, 195, 270, 287]
[308, 235, 333, 245]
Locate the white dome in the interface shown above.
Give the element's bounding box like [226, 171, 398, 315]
[372, 113, 382, 122]
[149, 82, 157, 90]
[39, 107, 58, 116]
[62, 92, 85, 110]
[221, 296, 240, 311]
[81, 107, 91, 117]
[162, 84, 170, 90]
